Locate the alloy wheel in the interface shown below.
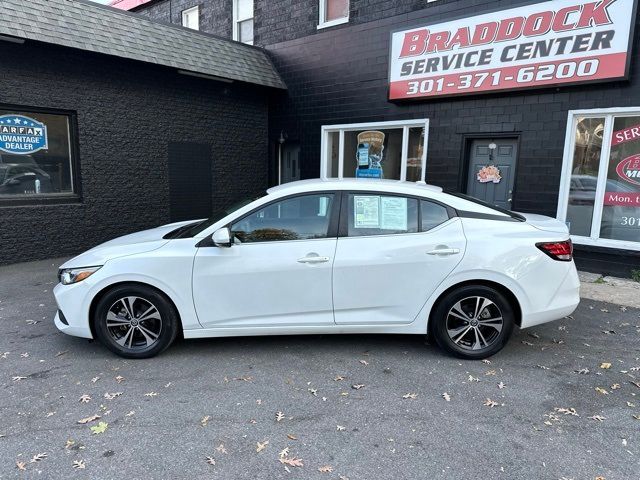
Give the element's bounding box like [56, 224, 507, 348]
[445, 296, 504, 351]
[105, 296, 163, 350]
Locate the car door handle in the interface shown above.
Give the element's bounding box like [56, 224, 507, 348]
[427, 248, 460, 256]
[297, 255, 330, 264]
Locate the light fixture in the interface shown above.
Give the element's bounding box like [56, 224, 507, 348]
[0, 35, 25, 44]
[177, 70, 234, 83]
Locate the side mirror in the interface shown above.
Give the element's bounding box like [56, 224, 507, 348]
[212, 227, 232, 247]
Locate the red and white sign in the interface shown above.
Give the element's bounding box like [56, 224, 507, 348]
[612, 123, 640, 146]
[389, 0, 635, 100]
[615, 154, 640, 186]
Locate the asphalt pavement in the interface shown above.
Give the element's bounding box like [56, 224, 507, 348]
[1, 258, 639, 479]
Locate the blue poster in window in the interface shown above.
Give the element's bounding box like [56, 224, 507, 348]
[0, 115, 48, 155]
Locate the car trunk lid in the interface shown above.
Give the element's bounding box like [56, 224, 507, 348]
[517, 212, 569, 234]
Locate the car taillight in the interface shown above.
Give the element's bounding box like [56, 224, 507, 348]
[536, 240, 573, 261]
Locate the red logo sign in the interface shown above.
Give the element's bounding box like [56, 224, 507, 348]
[616, 154, 640, 186]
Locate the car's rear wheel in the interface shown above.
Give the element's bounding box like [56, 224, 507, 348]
[93, 284, 179, 359]
[431, 285, 515, 360]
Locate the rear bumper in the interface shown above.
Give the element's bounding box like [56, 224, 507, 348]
[520, 264, 580, 328]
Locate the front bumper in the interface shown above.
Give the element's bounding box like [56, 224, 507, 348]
[53, 282, 93, 339]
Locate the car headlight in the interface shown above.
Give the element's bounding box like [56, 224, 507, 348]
[58, 266, 102, 285]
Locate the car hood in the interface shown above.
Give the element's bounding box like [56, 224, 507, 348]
[517, 212, 569, 234]
[60, 219, 201, 269]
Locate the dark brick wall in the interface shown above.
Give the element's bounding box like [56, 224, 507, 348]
[264, 0, 640, 218]
[134, 0, 232, 38]
[0, 41, 268, 265]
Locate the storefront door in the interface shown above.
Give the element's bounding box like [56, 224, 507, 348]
[466, 139, 517, 210]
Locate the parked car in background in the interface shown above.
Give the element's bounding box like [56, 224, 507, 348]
[0, 164, 52, 195]
[53, 179, 580, 360]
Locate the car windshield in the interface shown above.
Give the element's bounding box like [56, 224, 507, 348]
[169, 192, 267, 238]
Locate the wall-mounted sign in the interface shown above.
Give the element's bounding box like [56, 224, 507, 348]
[615, 154, 640, 186]
[0, 114, 48, 154]
[389, 0, 636, 100]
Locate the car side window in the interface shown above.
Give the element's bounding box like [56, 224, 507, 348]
[421, 200, 450, 231]
[347, 193, 418, 237]
[231, 193, 335, 243]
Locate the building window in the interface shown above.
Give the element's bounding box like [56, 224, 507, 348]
[0, 107, 78, 204]
[318, 0, 349, 29]
[233, 0, 254, 45]
[182, 6, 199, 30]
[558, 108, 640, 250]
[321, 119, 429, 182]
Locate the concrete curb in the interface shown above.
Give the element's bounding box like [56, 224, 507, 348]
[579, 271, 640, 308]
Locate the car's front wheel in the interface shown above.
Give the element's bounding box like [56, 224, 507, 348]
[431, 285, 515, 360]
[93, 284, 179, 359]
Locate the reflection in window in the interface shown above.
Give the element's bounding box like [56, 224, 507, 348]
[407, 127, 426, 182]
[0, 109, 74, 198]
[421, 200, 449, 231]
[600, 116, 640, 242]
[566, 117, 604, 236]
[231, 194, 334, 243]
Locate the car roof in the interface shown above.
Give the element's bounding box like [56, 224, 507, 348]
[266, 178, 443, 195]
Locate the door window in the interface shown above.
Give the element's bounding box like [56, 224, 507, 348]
[347, 193, 418, 237]
[231, 194, 335, 243]
[421, 200, 450, 231]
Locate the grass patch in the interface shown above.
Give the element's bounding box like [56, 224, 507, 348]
[593, 276, 606, 284]
[631, 270, 640, 283]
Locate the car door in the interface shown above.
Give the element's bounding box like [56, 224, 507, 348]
[332, 192, 466, 325]
[192, 192, 339, 329]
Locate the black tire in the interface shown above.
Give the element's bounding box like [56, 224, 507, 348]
[93, 284, 179, 359]
[431, 285, 515, 360]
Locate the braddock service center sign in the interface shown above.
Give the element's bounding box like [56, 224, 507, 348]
[0, 115, 48, 155]
[389, 0, 635, 100]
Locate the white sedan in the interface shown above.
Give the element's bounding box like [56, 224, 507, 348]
[53, 179, 579, 360]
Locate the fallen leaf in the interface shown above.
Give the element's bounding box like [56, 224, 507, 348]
[318, 465, 334, 473]
[16, 461, 26, 471]
[286, 434, 298, 440]
[125, 411, 135, 417]
[334, 375, 345, 381]
[497, 382, 506, 389]
[21, 352, 29, 358]
[30, 453, 47, 463]
[275, 411, 285, 422]
[484, 398, 499, 408]
[77, 414, 101, 424]
[575, 368, 590, 375]
[115, 375, 125, 383]
[536, 365, 550, 370]
[630, 381, 640, 389]
[359, 360, 369, 366]
[351, 384, 364, 390]
[79, 394, 91, 403]
[308, 388, 318, 396]
[467, 375, 479, 382]
[633, 415, 640, 420]
[485, 370, 496, 376]
[442, 392, 451, 402]
[279, 447, 290, 459]
[12, 376, 27, 381]
[402, 393, 418, 399]
[55, 350, 68, 357]
[279, 457, 304, 467]
[103, 392, 122, 400]
[90, 421, 108, 434]
[600, 363, 612, 369]
[611, 384, 621, 390]
[521, 341, 534, 346]
[216, 444, 227, 454]
[206, 457, 216, 465]
[144, 392, 158, 397]
[589, 415, 606, 421]
[595, 387, 609, 395]
[65, 440, 75, 449]
[256, 440, 269, 453]
[201, 415, 210, 427]
[235, 376, 253, 382]
[91, 377, 100, 383]
[72, 460, 86, 469]
[554, 407, 579, 416]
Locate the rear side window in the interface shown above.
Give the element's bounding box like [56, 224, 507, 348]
[231, 193, 335, 243]
[347, 194, 418, 237]
[421, 200, 450, 231]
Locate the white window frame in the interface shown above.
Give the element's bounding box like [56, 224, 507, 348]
[181, 6, 199, 30]
[557, 107, 640, 251]
[318, 0, 349, 30]
[320, 119, 429, 182]
[233, 0, 254, 45]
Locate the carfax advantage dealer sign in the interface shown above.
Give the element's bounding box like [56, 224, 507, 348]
[389, 0, 636, 100]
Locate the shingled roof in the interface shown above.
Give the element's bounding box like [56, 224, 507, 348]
[0, 0, 286, 90]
